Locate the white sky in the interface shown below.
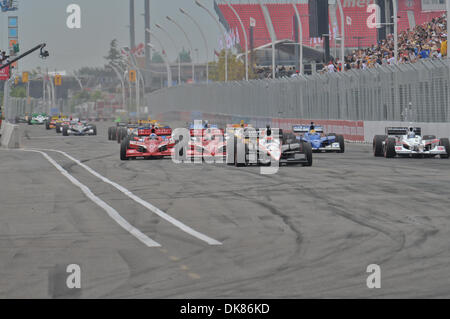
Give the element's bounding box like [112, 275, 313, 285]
[0, 0, 226, 72]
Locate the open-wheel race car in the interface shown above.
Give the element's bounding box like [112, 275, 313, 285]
[120, 126, 174, 160]
[293, 123, 345, 153]
[27, 113, 48, 125]
[373, 126, 450, 158]
[226, 125, 313, 167]
[109, 120, 164, 143]
[45, 115, 68, 131]
[62, 120, 97, 136]
[187, 124, 227, 161]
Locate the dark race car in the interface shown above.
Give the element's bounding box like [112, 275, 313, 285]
[62, 120, 97, 136]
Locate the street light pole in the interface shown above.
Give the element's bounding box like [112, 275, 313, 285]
[166, 15, 196, 82]
[195, 0, 228, 82]
[180, 7, 209, 84]
[292, 2, 303, 74]
[148, 43, 172, 88]
[224, 0, 248, 81]
[336, 0, 345, 68]
[146, 29, 173, 87]
[108, 63, 126, 111]
[155, 23, 181, 85]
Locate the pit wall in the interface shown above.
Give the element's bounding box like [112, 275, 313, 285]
[153, 111, 450, 143]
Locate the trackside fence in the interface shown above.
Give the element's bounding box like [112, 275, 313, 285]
[147, 59, 450, 123]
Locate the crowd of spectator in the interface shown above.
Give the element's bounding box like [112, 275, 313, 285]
[323, 14, 448, 73]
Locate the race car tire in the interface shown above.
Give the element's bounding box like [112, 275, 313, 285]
[107, 127, 112, 140]
[56, 123, 61, 134]
[27, 118, 32, 125]
[45, 121, 50, 130]
[120, 138, 130, 161]
[336, 135, 345, 153]
[302, 141, 313, 167]
[384, 138, 396, 158]
[111, 127, 117, 141]
[92, 125, 97, 136]
[373, 135, 387, 157]
[62, 126, 69, 136]
[234, 136, 246, 167]
[423, 135, 436, 140]
[118, 128, 126, 143]
[439, 138, 450, 159]
[117, 128, 122, 143]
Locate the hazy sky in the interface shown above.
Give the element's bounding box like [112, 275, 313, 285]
[0, 0, 228, 72]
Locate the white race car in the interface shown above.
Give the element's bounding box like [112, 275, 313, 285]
[373, 127, 449, 158]
[226, 126, 313, 166]
[62, 120, 97, 136]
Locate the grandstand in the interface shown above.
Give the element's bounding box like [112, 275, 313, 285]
[215, 0, 446, 52]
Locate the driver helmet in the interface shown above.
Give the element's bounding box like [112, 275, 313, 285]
[309, 122, 316, 133]
[149, 133, 158, 140]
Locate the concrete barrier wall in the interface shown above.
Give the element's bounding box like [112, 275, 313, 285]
[0, 122, 22, 149]
[154, 111, 450, 143]
[153, 111, 365, 142]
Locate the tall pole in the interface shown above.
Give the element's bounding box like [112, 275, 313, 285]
[145, 0, 151, 70]
[148, 44, 172, 88]
[155, 23, 181, 85]
[109, 63, 126, 110]
[123, 48, 145, 116]
[129, 0, 136, 50]
[292, 2, 303, 74]
[146, 31, 173, 87]
[393, 0, 398, 64]
[225, 1, 248, 81]
[180, 8, 209, 84]
[167, 15, 196, 82]
[195, 0, 228, 82]
[336, 0, 345, 68]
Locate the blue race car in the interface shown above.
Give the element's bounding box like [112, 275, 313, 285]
[293, 123, 345, 153]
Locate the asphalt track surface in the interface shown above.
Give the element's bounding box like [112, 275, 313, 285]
[1, 122, 450, 298]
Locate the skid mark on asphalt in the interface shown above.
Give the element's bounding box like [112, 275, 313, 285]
[156, 248, 201, 280]
[30, 148, 222, 246]
[21, 149, 161, 248]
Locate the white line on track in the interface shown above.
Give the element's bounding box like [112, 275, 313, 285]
[22, 149, 161, 248]
[29, 148, 222, 246]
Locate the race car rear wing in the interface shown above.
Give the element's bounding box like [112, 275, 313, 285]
[292, 125, 324, 133]
[138, 128, 172, 136]
[386, 127, 421, 136]
[190, 128, 224, 136]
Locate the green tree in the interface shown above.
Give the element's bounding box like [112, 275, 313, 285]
[90, 90, 103, 102]
[209, 50, 255, 82]
[178, 48, 192, 63]
[152, 52, 164, 63]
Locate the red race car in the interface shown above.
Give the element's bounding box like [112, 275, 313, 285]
[187, 127, 226, 161]
[120, 127, 174, 160]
